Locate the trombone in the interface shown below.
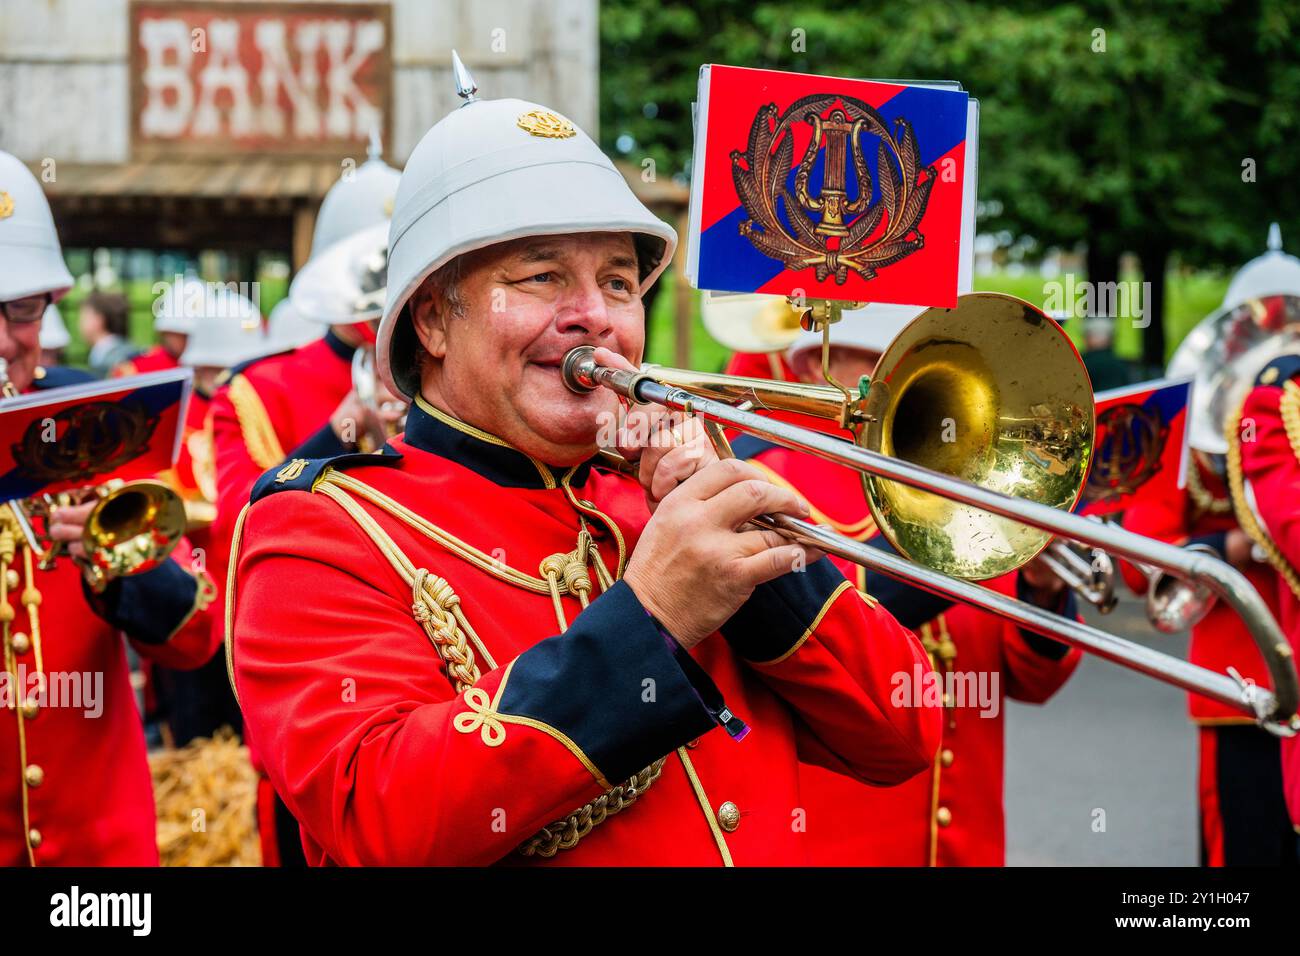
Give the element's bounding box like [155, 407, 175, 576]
[562, 293, 1299, 735]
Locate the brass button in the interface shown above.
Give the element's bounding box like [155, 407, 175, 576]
[936, 806, 953, 827]
[24, 764, 43, 788]
[27, 828, 42, 848]
[686, 737, 700, 749]
[940, 748, 954, 768]
[4, 569, 18, 589]
[717, 801, 741, 833]
[20, 697, 39, 720]
[10, 631, 29, 654]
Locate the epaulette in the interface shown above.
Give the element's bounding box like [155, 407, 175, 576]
[32, 365, 95, 389]
[250, 447, 403, 503]
[1256, 353, 1300, 389]
[216, 348, 295, 388]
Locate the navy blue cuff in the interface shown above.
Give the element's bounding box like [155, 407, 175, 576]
[290, 422, 351, 460]
[1014, 574, 1076, 660]
[720, 556, 847, 662]
[1186, 531, 1228, 560]
[83, 560, 199, 645]
[497, 580, 721, 783]
[860, 533, 955, 629]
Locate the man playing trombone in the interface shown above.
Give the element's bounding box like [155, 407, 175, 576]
[0, 150, 221, 865]
[227, 89, 941, 865]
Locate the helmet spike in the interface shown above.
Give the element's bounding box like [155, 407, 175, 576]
[452, 50, 478, 105]
[1268, 222, 1283, 252]
[367, 126, 383, 162]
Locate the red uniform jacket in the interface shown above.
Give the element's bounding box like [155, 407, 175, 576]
[112, 344, 178, 378]
[228, 398, 942, 866]
[1120, 454, 1282, 724]
[1234, 353, 1300, 828]
[1, 367, 219, 866]
[737, 438, 1080, 865]
[209, 332, 354, 647]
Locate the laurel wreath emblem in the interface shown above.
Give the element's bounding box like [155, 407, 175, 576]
[730, 94, 938, 285]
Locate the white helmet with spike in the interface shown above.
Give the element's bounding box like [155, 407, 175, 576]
[0, 150, 74, 303]
[376, 52, 677, 399]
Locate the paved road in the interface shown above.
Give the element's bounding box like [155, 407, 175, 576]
[1005, 596, 1200, 866]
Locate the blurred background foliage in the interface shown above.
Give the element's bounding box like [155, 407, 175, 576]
[603, 0, 1300, 370]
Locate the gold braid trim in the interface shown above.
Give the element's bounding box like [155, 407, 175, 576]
[228, 374, 285, 471]
[1281, 380, 1300, 468]
[1186, 455, 1233, 515]
[1225, 390, 1300, 604]
[310, 474, 664, 858]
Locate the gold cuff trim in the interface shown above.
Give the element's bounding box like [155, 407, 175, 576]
[228, 373, 286, 471]
[750, 579, 855, 667]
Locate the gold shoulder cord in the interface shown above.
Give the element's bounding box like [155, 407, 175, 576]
[1225, 384, 1300, 603]
[308, 470, 666, 858]
[227, 374, 285, 471]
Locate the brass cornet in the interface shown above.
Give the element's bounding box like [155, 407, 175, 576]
[0, 360, 187, 592]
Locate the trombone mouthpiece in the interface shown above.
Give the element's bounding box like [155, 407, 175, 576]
[561, 346, 598, 393]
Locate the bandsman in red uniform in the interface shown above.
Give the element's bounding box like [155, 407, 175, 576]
[727, 309, 1081, 865]
[1230, 348, 1300, 857]
[1124, 262, 1300, 864]
[151, 285, 271, 746]
[0, 149, 219, 865]
[208, 139, 402, 866]
[227, 87, 941, 866]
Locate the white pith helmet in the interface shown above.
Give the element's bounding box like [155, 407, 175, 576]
[152, 275, 208, 335]
[311, 131, 402, 263]
[1221, 223, 1300, 312]
[0, 150, 74, 303]
[377, 52, 677, 398]
[265, 297, 320, 352]
[178, 286, 266, 369]
[40, 303, 70, 350]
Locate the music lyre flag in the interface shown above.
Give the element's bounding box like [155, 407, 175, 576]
[0, 368, 192, 502]
[686, 65, 969, 307]
[1079, 377, 1192, 517]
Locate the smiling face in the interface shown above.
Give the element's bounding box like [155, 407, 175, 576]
[0, 310, 43, 393]
[409, 233, 645, 466]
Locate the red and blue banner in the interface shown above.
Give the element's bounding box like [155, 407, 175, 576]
[0, 369, 192, 502]
[687, 65, 969, 307]
[1080, 377, 1191, 517]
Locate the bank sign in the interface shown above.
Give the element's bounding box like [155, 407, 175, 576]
[129, 1, 391, 156]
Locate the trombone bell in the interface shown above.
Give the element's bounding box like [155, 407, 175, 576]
[859, 294, 1094, 579]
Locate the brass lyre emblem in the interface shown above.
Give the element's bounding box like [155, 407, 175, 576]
[731, 95, 937, 284]
[516, 110, 576, 139]
[275, 458, 310, 483]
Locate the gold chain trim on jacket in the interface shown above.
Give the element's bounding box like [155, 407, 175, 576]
[1186, 456, 1233, 516]
[311, 472, 665, 858]
[228, 374, 285, 471]
[1225, 394, 1300, 603]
